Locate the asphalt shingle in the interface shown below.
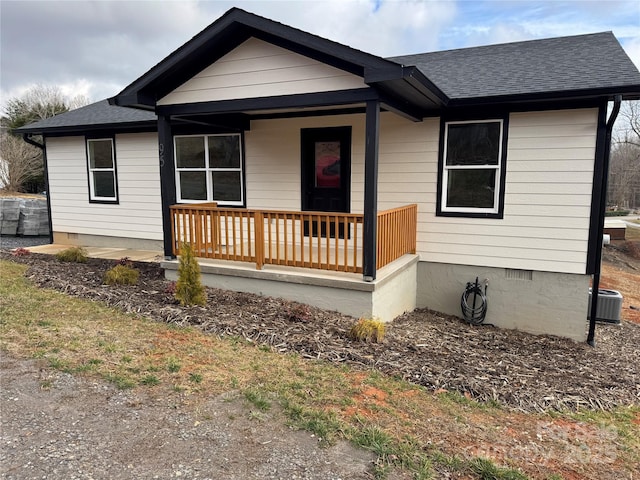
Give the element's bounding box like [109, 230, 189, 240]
[390, 32, 640, 99]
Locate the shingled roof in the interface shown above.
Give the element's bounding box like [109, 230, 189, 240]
[391, 32, 640, 102]
[15, 99, 156, 134]
[15, 18, 640, 135]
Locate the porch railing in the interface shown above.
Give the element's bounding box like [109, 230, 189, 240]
[170, 203, 417, 274]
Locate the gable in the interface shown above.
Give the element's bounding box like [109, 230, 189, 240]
[157, 38, 368, 106]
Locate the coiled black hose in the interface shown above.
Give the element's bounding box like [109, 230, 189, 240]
[461, 277, 488, 325]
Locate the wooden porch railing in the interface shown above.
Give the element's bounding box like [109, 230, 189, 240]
[376, 203, 417, 269]
[170, 203, 417, 274]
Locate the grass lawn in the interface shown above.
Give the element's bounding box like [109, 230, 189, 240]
[1, 259, 638, 480]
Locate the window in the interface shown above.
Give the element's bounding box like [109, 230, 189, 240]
[438, 119, 506, 217]
[175, 134, 243, 205]
[87, 138, 118, 203]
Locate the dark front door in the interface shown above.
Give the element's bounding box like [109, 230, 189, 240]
[301, 126, 351, 238]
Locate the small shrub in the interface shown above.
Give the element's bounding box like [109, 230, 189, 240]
[175, 242, 206, 306]
[348, 318, 385, 343]
[164, 281, 177, 295]
[104, 265, 139, 285]
[11, 247, 31, 257]
[118, 256, 133, 267]
[55, 246, 88, 263]
[285, 302, 312, 322]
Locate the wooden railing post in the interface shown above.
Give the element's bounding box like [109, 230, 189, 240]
[254, 211, 264, 270]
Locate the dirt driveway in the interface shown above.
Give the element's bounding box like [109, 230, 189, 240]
[0, 352, 379, 480]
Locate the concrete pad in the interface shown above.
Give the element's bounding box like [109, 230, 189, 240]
[26, 244, 163, 263]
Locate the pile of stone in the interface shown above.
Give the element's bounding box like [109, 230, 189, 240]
[0, 197, 49, 236]
[0, 198, 21, 235]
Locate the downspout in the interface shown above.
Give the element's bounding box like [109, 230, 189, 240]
[22, 133, 54, 245]
[587, 95, 622, 347]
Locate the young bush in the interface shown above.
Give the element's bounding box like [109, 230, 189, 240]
[104, 265, 140, 285]
[175, 242, 206, 306]
[11, 247, 31, 257]
[55, 246, 88, 263]
[348, 318, 385, 343]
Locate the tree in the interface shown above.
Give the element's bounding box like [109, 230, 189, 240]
[0, 132, 41, 192]
[0, 85, 89, 192]
[609, 101, 640, 209]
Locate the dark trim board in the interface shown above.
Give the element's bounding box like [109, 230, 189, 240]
[362, 100, 380, 281]
[155, 89, 380, 116]
[158, 116, 177, 258]
[586, 101, 611, 274]
[23, 122, 158, 136]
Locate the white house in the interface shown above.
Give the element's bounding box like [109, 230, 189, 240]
[17, 8, 640, 342]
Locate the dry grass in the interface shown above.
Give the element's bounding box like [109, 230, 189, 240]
[1, 259, 638, 480]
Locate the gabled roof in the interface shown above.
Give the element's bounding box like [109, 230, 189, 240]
[391, 32, 640, 104]
[15, 99, 156, 135]
[111, 7, 447, 112]
[16, 10, 640, 135]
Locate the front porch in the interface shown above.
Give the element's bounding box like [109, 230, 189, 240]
[170, 203, 418, 276]
[166, 202, 419, 320]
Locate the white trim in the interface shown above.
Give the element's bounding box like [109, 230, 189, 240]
[174, 133, 244, 206]
[86, 138, 117, 202]
[441, 119, 503, 214]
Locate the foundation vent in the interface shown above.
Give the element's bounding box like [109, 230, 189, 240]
[505, 268, 533, 281]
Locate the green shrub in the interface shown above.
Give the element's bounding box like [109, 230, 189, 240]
[175, 242, 206, 306]
[104, 265, 139, 285]
[348, 318, 385, 343]
[55, 246, 88, 263]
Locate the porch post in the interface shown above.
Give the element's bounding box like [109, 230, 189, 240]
[363, 99, 380, 281]
[158, 115, 176, 259]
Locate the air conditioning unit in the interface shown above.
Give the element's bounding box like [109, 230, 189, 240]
[588, 288, 623, 324]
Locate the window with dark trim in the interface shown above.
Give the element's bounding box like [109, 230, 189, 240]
[174, 134, 244, 206]
[437, 118, 507, 218]
[86, 138, 118, 203]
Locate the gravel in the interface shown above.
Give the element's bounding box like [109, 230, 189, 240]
[0, 235, 50, 250]
[0, 352, 380, 480]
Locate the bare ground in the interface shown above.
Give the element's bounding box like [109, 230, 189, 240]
[0, 351, 377, 480]
[2, 250, 638, 413]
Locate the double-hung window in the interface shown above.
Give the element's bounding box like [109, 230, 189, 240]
[438, 119, 506, 217]
[87, 138, 118, 203]
[175, 134, 243, 206]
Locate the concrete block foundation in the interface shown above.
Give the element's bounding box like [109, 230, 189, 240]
[416, 262, 590, 342]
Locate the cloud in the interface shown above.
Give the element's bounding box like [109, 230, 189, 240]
[1, 0, 638, 105]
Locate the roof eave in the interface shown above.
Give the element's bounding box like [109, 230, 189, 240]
[14, 120, 158, 136]
[447, 84, 640, 107]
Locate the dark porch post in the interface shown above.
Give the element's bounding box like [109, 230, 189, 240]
[363, 99, 380, 281]
[158, 115, 176, 259]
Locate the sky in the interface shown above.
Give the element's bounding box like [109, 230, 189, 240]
[1, 0, 639, 107]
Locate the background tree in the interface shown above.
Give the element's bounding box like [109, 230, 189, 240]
[609, 101, 640, 209]
[0, 85, 89, 193]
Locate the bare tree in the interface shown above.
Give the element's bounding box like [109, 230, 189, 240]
[0, 85, 90, 192]
[609, 101, 640, 209]
[0, 132, 42, 192]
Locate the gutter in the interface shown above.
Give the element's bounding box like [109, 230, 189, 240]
[21, 134, 54, 245]
[587, 94, 622, 347]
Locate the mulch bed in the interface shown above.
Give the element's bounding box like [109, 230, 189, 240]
[3, 251, 639, 413]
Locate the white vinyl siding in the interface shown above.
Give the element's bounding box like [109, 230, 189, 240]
[244, 114, 366, 211]
[157, 38, 367, 105]
[372, 109, 598, 274]
[46, 134, 163, 240]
